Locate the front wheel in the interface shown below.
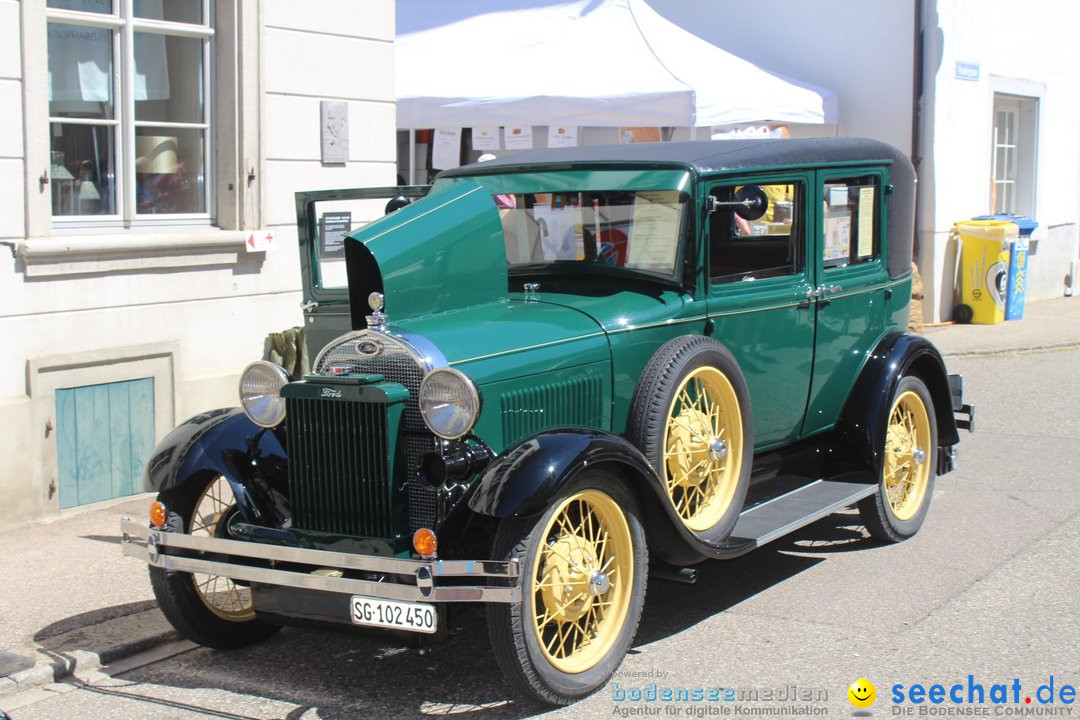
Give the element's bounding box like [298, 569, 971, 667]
[487, 469, 647, 705]
[858, 375, 938, 542]
[149, 474, 280, 649]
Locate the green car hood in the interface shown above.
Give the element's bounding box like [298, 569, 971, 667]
[343, 181, 507, 327]
[397, 299, 610, 386]
[340, 180, 609, 384]
[526, 287, 698, 334]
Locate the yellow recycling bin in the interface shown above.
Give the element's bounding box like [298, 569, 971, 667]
[953, 220, 1018, 324]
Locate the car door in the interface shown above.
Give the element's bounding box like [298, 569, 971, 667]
[800, 167, 893, 436]
[705, 173, 816, 449]
[294, 185, 429, 359]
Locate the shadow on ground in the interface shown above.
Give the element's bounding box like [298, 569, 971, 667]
[34, 601, 158, 642]
[78, 512, 880, 719]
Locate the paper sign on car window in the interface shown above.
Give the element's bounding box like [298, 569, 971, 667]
[857, 187, 875, 258]
[628, 191, 680, 271]
[824, 211, 850, 265]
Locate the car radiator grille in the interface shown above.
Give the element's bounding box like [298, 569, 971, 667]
[285, 396, 392, 538]
[298, 331, 440, 536]
[316, 334, 427, 431]
[404, 432, 439, 532]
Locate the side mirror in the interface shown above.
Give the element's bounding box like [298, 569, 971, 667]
[733, 185, 768, 221]
[706, 185, 769, 221]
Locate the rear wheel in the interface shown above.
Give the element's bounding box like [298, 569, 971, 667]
[149, 474, 280, 649]
[487, 469, 647, 705]
[858, 376, 937, 542]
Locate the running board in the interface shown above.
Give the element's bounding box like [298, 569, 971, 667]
[713, 479, 878, 559]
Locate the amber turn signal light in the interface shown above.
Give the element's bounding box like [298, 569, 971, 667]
[149, 501, 167, 528]
[412, 528, 438, 558]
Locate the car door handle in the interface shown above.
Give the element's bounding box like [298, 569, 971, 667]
[801, 285, 842, 309]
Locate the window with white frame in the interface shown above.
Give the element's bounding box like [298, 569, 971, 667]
[991, 94, 1037, 217]
[46, 0, 212, 223]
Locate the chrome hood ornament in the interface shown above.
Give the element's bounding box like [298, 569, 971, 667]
[366, 291, 389, 332]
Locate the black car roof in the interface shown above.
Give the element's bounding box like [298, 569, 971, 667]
[441, 137, 909, 176]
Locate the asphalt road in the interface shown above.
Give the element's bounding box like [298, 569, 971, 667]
[6, 346, 1080, 720]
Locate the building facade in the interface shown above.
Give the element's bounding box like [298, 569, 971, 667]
[917, 0, 1080, 321]
[1, 0, 396, 529]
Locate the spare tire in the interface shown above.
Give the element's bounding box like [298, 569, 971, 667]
[626, 336, 754, 544]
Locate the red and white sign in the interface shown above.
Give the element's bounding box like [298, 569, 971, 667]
[246, 230, 274, 252]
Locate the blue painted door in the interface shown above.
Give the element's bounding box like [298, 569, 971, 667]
[56, 377, 155, 509]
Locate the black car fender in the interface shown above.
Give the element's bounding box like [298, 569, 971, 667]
[465, 428, 715, 563]
[142, 407, 289, 526]
[836, 332, 961, 477]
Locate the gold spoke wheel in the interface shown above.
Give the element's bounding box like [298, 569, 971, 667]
[858, 375, 938, 544]
[188, 477, 255, 621]
[883, 390, 931, 521]
[662, 367, 744, 532]
[530, 489, 634, 674]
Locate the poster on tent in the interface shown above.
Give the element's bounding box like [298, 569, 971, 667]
[473, 126, 500, 151]
[505, 126, 534, 150]
[711, 124, 790, 139]
[432, 128, 462, 170]
[548, 125, 578, 148]
[619, 127, 662, 144]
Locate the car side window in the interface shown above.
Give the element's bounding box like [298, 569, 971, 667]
[822, 176, 880, 268]
[709, 182, 804, 284]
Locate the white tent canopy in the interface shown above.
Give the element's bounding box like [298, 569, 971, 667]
[396, 0, 838, 130]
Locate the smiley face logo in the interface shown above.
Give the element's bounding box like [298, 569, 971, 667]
[848, 678, 876, 708]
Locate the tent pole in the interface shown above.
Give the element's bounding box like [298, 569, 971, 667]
[408, 129, 416, 185]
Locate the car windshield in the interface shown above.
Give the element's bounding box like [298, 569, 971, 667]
[494, 189, 687, 279]
[435, 169, 691, 282]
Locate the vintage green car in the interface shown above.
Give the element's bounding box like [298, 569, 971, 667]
[122, 138, 972, 705]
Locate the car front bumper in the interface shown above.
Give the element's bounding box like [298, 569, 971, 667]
[120, 517, 520, 604]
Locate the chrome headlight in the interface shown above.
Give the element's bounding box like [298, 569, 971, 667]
[239, 361, 290, 428]
[419, 368, 480, 440]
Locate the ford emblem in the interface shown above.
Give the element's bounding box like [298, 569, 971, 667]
[357, 341, 381, 357]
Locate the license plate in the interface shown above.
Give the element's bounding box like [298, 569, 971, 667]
[349, 595, 437, 634]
